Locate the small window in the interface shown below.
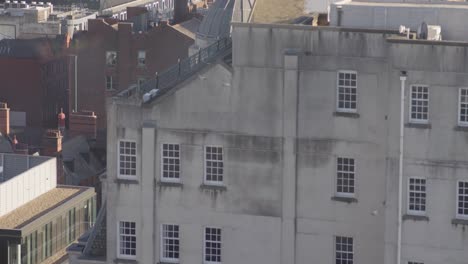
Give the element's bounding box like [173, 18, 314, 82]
[408, 262, 424, 264]
[336, 71, 357, 112]
[161, 143, 180, 182]
[336, 157, 355, 196]
[408, 178, 426, 215]
[204, 227, 221, 263]
[137, 51, 146, 66]
[335, 236, 353, 264]
[118, 221, 136, 259]
[161, 224, 180, 262]
[137, 77, 146, 90]
[118, 140, 137, 179]
[457, 181, 468, 219]
[205, 146, 224, 185]
[458, 88, 468, 126]
[409, 85, 429, 123]
[106, 75, 115, 90]
[106, 51, 117, 66]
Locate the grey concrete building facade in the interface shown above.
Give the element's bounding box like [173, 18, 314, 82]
[94, 18, 468, 264]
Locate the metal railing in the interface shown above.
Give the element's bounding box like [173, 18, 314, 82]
[117, 37, 232, 100]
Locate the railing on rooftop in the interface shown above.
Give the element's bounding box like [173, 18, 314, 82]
[117, 37, 232, 100]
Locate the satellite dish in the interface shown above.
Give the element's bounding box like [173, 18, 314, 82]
[417, 22, 428, 40]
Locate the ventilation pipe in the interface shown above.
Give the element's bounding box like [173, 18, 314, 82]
[397, 71, 407, 264]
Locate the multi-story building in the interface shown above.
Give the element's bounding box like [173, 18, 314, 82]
[0, 153, 96, 264]
[75, 1, 468, 264]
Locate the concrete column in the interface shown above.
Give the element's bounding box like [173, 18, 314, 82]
[16, 244, 21, 264]
[141, 123, 156, 264]
[281, 50, 300, 264]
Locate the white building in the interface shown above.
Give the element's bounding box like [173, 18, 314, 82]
[73, 1, 468, 264]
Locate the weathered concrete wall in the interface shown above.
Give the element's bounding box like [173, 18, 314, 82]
[105, 22, 468, 264]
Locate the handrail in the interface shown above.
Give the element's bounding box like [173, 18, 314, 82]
[117, 37, 232, 101]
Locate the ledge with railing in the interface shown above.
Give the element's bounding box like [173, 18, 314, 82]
[117, 37, 232, 102]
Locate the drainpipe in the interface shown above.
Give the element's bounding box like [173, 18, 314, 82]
[336, 6, 343, 27]
[74, 55, 78, 112]
[397, 71, 406, 264]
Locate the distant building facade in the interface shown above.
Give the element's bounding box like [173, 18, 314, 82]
[0, 153, 96, 264]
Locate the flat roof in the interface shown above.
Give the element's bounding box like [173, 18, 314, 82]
[251, 0, 306, 23]
[0, 186, 89, 229]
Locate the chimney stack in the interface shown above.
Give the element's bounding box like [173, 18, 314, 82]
[42, 129, 62, 156]
[0, 102, 10, 136]
[173, 0, 189, 24]
[58, 108, 66, 133]
[69, 111, 97, 140]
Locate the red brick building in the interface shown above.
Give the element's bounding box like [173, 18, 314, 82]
[67, 12, 195, 132]
[0, 38, 74, 129]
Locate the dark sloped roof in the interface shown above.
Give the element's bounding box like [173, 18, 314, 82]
[197, 0, 234, 39]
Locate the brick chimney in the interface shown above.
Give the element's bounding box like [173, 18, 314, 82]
[69, 111, 97, 139]
[58, 108, 66, 133]
[42, 129, 63, 156]
[173, 0, 189, 24]
[0, 102, 10, 136]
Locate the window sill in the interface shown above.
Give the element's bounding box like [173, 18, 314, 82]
[451, 218, 468, 226]
[158, 262, 179, 264]
[114, 258, 138, 264]
[454, 125, 468, 132]
[115, 178, 139, 184]
[200, 184, 227, 191]
[405, 123, 431, 129]
[157, 181, 183, 188]
[403, 214, 429, 221]
[333, 111, 360, 118]
[331, 196, 358, 203]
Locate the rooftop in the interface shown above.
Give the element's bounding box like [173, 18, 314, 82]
[0, 153, 52, 182]
[251, 0, 306, 23]
[0, 186, 86, 229]
[172, 17, 202, 40]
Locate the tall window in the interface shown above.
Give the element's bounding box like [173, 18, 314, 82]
[161, 224, 180, 262]
[205, 146, 224, 185]
[336, 157, 355, 196]
[106, 51, 117, 66]
[106, 75, 115, 90]
[335, 236, 353, 264]
[204, 227, 221, 263]
[137, 51, 146, 66]
[161, 143, 180, 182]
[337, 71, 357, 112]
[457, 181, 468, 219]
[409, 85, 429, 123]
[408, 178, 426, 214]
[458, 88, 468, 126]
[68, 208, 76, 243]
[118, 221, 136, 259]
[42, 222, 52, 260]
[118, 140, 137, 179]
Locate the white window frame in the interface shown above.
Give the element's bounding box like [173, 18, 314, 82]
[336, 157, 356, 197]
[117, 140, 137, 180]
[137, 50, 146, 67]
[456, 180, 468, 219]
[335, 235, 353, 264]
[161, 143, 181, 183]
[204, 227, 222, 264]
[409, 85, 429, 124]
[458, 88, 468, 127]
[407, 177, 427, 216]
[160, 224, 180, 263]
[106, 51, 117, 66]
[336, 70, 358, 113]
[117, 221, 136, 260]
[204, 145, 224, 186]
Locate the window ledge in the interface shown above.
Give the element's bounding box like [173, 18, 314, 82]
[451, 218, 468, 226]
[333, 111, 360, 118]
[405, 123, 431, 129]
[114, 258, 138, 264]
[454, 125, 468, 132]
[115, 178, 139, 184]
[158, 262, 179, 264]
[200, 184, 227, 191]
[403, 214, 429, 221]
[157, 181, 183, 188]
[331, 196, 358, 203]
